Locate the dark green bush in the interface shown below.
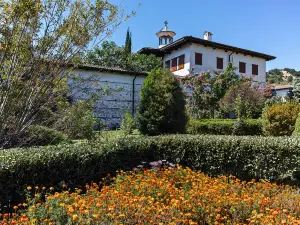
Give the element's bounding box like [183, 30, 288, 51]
[137, 68, 187, 135]
[187, 119, 262, 135]
[24, 125, 67, 146]
[1, 134, 300, 207]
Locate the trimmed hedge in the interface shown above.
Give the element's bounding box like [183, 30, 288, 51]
[187, 119, 263, 135]
[0, 134, 300, 207]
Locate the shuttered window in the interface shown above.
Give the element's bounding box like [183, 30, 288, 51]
[217, 57, 223, 69]
[178, 55, 185, 70]
[195, 53, 203, 65]
[171, 58, 177, 72]
[252, 64, 258, 75]
[165, 60, 171, 69]
[239, 62, 246, 73]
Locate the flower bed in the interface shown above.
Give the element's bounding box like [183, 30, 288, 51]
[1, 166, 300, 224]
[1, 134, 300, 207]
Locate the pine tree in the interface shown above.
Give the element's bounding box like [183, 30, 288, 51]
[124, 28, 132, 55]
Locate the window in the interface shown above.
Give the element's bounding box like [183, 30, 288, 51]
[195, 53, 202, 65]
[178, 55, 185, 70]
[239, 62, 246, 73]
[252, 64, 258, 75]
[171, 58, 177, 72]
[165, 60, 171, 69]
[217, 57, 223, 69]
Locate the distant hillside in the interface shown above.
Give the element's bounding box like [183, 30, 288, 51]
[266, 68, 300, 84]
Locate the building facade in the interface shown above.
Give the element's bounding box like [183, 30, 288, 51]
[139, 22, 276, 86]
[69, 65, 148, 128]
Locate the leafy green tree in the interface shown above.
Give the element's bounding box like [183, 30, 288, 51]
[266, 69, 284, 84]
[181, 63, 243, 119]
[211, 63, 240, 101]
[137, 69, 187, 135]
[124, 28, 132, 55]
[87, 41, 125, 68]
[87, 41, 162, 72]
[220, 82, 265, 119]
[0, 0, 127, 147]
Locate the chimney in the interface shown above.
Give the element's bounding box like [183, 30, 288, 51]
[204, 31, 213, 41]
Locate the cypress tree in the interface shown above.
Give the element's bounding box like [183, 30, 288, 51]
[124, 28, 132, 55]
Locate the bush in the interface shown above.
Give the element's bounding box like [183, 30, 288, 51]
[220, 82, 265, 119]
[137, 68, 187, 135]
[23, 125, 67, 146]
[263, 102, 300, 136]
[293, 112, 300, 136]
[3, 167, 300, 224]
[232, 119, 247, 136]
[54, 100, 99, 139]
[1, 134, 300, 207]
[120, 112, 135, 135]
[187, 119, 262, 135]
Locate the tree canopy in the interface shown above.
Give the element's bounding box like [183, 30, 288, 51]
[87, 40, 162, 72]
[0, 0, 127, 147]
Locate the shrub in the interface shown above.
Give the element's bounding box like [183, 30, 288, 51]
[187, 119, 262, 135]
[1, 134, 300, 207]
[263, 102, 300, 136]
[23, 125, 67, 146]
[232, 119, 247, 136]
[293, 112, 300, 136]
[3, 167, 300, 224]
[120, 112, 135, 135]
[220, 82, 265, 119]
[54, 100, 99, 139]
[137, 68, 187, 135]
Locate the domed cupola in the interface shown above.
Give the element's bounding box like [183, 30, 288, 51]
[156, 21, 176, 48]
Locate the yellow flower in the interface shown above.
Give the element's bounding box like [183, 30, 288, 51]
[72, 214, 79, 221]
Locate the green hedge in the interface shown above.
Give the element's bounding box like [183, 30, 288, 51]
[187, 119, 263, 135]
[0, 134, 300, 207]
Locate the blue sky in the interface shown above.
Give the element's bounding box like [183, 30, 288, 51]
[108, 0, 300, 71]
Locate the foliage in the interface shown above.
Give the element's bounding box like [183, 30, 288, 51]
[1, 134, 300, 206]
[181, 63, 243, 119]
[220, 82, 265, 119]
[211, 62, 241, 101]
[3, 167, 300, 225]
[0, 0, 126, 148]
[124, 28, 132, 55]
[54, 101, 99, 139]
[266, 69, 284, 84]
[293, 76, 300, 98]
[263, 102, 300, 136]
[187, 119, 262, 135]
[23, 125, 67, 147]
[87, 41, 162, 72]
[293, 112, 300, 136]
[266, 68, 300, 84]
[263, 82, 274, 98]
[284, 68, 300, 77]
[181, 71, 216, 118]
[137, 68, 187, 135]
[120, 112, 135, 135]
[232, 119, 247, 136]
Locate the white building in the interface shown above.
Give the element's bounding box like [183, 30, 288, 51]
[69, 22, 276, 127]
[69, 65, 148, 128]
[139, 22, 276, 85]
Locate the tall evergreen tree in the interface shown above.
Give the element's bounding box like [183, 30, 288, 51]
[124, 28, 132, 55]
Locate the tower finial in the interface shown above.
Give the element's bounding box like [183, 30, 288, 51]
[164, 21, 168, 28]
